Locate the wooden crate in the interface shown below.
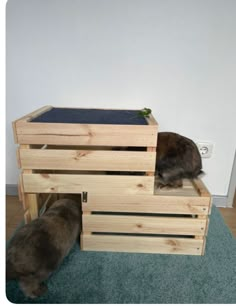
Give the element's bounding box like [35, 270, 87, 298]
[13, 106, 211, 255]
[13, 106, 158, 147]
[13, 106, 158, 221]
[81, 179, 211, 256]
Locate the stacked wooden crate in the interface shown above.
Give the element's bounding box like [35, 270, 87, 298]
[13, 106, 211, 255]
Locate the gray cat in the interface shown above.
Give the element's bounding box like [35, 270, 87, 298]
[6, 198, 81, 298]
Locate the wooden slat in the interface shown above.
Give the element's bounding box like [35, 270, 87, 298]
[12, 106, 52, 144]
[21, 195, 28, 211]
[24, 210, 31, 224]
[24, 193, 38, 221]
[15, 121, 157, 135]
[12, 121, 18, 143]
[83, 215, 207, 236]
[16, 147, 21, 168]
[18, 177, 26, 210]
[195, 215, 207, 238]
[145, 113, 158, 126]
[19, 146, 39, 220]
[15, 121, 158, 146]
[17, 184, 22, 202]
[22, 174, 154, 195]
[19, 146, 29, 210]
[205, 218, 210, 236]
[192, 179, 211, 197]
[19, 149, 156, 171]
[81, 234, 203, 255]
[201, 238, 207, 255]
[83, 212, 92, 235]
[14, 105, 53, 123]
[17, 134, 157, 147]
[82, 194, 210, 214]
[146, 147, 156, 176]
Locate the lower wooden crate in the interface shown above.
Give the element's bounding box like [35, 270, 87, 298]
[81, 179, 211, 255]
[19, 175, 210, 255]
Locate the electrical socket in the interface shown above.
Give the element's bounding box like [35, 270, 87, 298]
[197, 142, 213, 158]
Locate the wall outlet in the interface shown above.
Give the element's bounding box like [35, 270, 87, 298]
[197, 142, 213, 158]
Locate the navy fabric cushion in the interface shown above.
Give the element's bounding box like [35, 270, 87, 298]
[31, 108, 148, 125]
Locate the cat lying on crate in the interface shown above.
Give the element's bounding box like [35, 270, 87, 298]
[156, 132, 203, 188]
[6, 197, 81, 299]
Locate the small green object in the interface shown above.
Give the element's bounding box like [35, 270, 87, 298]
[137, 108, 152, 118]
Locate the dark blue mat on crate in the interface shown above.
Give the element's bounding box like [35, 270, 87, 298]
[31, 108, 148, 125]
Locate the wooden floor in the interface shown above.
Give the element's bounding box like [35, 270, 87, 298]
[6, 196, 25, 240]
[218, 207, 236, 237]
[5, 195, 236, 240]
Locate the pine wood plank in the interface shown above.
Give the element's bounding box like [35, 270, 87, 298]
[16, 147, 21, 168]
[22, 174, 155, 195]
[81, 234, 203, 255]
[24, 209, 31, 224]
[145, 113, 158, 126]
[83, 214, 207, 236]
[14, 105, 53, 122]
[19, 149, 156, 171]
[146, 147, 156, 176]
[12, 121, 18, 143]
[15, 121, 157, 146]
[17, 177, 22, 202]
[201, 238, 206, 255]
[192, 179, 211, 197]
[19, 145, 39, 219]
[82, 194, 210, 214]
[24, 193, 38, 220]
[19, 146, 38, 218]
[12, 106, 52, 144]
[15, 121, 157, 135]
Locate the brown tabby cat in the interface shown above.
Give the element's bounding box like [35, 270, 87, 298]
[156, 132, 203, 188]
[6, 198, 81, 298]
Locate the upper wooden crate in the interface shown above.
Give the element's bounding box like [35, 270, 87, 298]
[14, 106, 158, 197]
[13, 106, 158, 147]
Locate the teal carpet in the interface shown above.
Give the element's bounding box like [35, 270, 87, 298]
[6, 206, 236, 304]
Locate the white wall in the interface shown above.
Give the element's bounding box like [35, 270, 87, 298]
[6, 0, 236, 196]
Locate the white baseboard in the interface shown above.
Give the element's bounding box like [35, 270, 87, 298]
[212, 196, 228, 207]
[6, 184, 18, 196]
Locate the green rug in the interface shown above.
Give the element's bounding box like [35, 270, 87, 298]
[6, 206, 236, 304]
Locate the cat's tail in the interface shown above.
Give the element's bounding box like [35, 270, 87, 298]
[197, 170, 205, 177]
[186, 169, 205, 180]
